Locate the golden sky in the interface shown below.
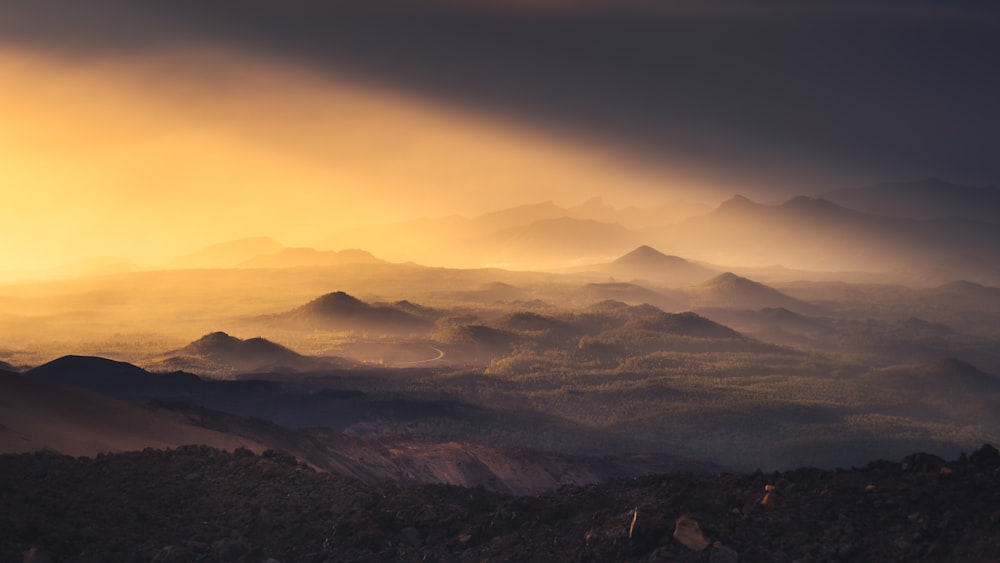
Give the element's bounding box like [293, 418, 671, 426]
[3, 1, 996, 273]
[0, 45, 715, 272]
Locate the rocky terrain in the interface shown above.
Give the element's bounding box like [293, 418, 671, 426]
[2, 445, 999, 562]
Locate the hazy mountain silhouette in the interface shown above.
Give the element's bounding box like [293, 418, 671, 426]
[496, 311, 566, 332]
[430, 281, 533, 305]
[0, 360, 16, 372]
[474, 217, 639, 267]
[0, 371, 266, 456]
[237, 247, 383, 269]
[29, 355, 149, 386]
[696, 306, 834, 348]
[467, 201, 567, 235]
[579, 282, 684, 311]
[928, 280, 1000, 313]
[148, 332, 342, 376]
[868, 358, 1000, 393]
[593, 245, 716, 285]
[167, 237, 284, 269]
[27, 356, 203, 398]
[660, 194, 1000, 282]
[687, 273, 819, 314]
[323, 199, 704, 268]
[822, 178, 1000, 222]
[628, 309, 744, 340]
[567, 196, 711, 228]
[285, 291, 433, 333]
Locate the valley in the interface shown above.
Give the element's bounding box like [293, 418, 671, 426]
[3, 182, 1000, 483]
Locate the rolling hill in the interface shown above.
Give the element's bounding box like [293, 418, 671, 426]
[146, 332, 343, 376]
[26, 355, 204, 398]
[0, 370, 265, 457]
[578, 282, 685, 311]
[587, 245, 717, 285]
[283, 291, 435, 333]
[686, 272, 820, 314]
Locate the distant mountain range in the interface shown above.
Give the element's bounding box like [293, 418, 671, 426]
[164, 238, 384, 270]
[9, 179, 996, 286]
[309, 178, 1000, 284]
[167, 237, 285, 269]
[238, 248, 382, 269]
[654, 190, 1000, 283]
[821, 178, 1000, 222]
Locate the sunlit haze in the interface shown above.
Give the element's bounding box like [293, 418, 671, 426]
[4, 0, 997, 274]
[0, 46, 715, 272]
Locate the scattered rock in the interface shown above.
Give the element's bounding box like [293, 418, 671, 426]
[761, 484, 777, 509]
[710, 541, 740, 563]
[2, 446, 1000, 562]
[673, 515, 711, 552]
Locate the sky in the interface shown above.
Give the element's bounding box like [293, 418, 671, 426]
[2, 0, 998, 271]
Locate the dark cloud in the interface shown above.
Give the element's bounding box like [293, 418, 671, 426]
[4, 0, 998, 194]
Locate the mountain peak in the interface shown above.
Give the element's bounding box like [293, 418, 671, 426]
[782, 196, 847, 214]
[713, 194, 763, 215]
[310, 291, 367, 310]
[614, 245, 669, 262]
[821, 178, 1000, 221]
[707, 272, 745, 285]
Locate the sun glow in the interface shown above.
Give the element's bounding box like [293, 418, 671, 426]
[0, 46, 709, 274]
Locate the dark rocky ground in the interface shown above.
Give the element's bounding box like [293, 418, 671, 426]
[1, 445, 999, 563]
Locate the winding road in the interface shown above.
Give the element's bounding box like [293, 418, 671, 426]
[392, 346, 445, 367]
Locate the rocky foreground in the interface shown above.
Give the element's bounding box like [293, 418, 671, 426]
[1, 445, 999, 563]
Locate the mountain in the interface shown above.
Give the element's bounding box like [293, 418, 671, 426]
[656, 194, 1000, 283]
[147, 332, 341, 377]
[822, 178, 1000, 222]
[0, 360, 16, 372]
[927, 281, 1000, 314]
[696, 307, 835, 349]
[596, 245, 716, 285]
[578, 282, 685, 311]
[27, 356, 204, 398]
[323, 199, 706, 268]
[629, 309, 744, 340]
[867, 358, 1000, 393]
[467, 201, 567, 235]
[237, 247, 383, 269]
[285, 291, 434, 333]
[28, 355, 150, 386]
[472, 217, 640, 268]
[167, 237, 284, 269]
[686, 273, 820, 314]
[0, 371, 266, 457]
